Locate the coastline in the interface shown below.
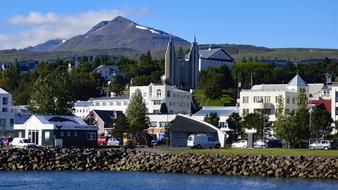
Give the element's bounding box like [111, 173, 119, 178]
[0, 148, 337, 179]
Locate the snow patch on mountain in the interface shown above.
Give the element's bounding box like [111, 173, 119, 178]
[136, 25, 160, 34]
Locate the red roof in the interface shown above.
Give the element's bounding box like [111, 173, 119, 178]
[309, 99, 331, 113]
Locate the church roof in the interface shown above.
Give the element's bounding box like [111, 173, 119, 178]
[199, 48, 222, 58]
[288, 74, 307, 87]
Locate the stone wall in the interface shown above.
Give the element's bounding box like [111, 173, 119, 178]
[0, 148, 337, 179]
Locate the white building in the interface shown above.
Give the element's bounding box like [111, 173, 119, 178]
[130, 83, 192, 114]
[198, 48, 234, 71]
[193, 106, 239, 128]
[94, 65, 121, 81]
[73, 95, 129, 119]
[0, 88, 15, 136]
[239, 74, 309, 121]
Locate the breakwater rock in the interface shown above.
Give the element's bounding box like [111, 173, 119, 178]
[0, 148, 337, 179]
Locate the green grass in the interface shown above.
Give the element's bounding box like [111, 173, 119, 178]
[193, 89, 236, 107]
[163, 147, 338, 157]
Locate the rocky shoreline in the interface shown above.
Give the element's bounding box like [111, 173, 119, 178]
[0, 148, 337, 179]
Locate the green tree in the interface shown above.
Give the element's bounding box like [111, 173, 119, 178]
[241, 113, 263, 139]
[28, 72, 74, 115]
[204, 112, 220, 127]
[274, 89, 310, 148]
[226, 112, 242, 143]
[126, 89, 150, 134]
[108, 114, 129, 140]
[109, 74, 126, 95]
[310, 106, 333, 139]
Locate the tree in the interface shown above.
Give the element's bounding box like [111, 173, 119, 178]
[241, 113, 263, 139]
[109, 74, 126, 95]
[204, 112, 220, 127]
[274, 89, 310, 148]
[28, 72, 74, 115]
[226, 112, 242, 143]
[126, 89, 150, 134]
[108, 114, 129, 140]
[310, 106, 333, 139]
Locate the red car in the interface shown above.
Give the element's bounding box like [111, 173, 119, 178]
[97, 136, 110, 145]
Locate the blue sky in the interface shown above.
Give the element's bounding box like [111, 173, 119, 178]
[0, 0, 337, 49]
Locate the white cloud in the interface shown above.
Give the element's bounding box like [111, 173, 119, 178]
[0, 8, 148, 50]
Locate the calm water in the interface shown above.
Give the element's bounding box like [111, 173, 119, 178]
[0, 171, 337, 190]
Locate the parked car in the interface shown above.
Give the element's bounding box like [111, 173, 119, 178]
[107, 137, 120, 146]
[97, 136, 110, 145]
[0, 137, 14, 146]
[187, 134, 221, 149]
[267, 139, 283, 148]
[309, 140, 331, 150]
[254, 139, 267, 148]
[11, 138, 36, 148]
[231, 140, 247, 148]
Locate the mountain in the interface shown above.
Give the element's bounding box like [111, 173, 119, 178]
[53, 16, 190, 52]
[24, 39, 66, 52]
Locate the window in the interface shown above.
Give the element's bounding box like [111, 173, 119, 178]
[102, 102, 107, 106]
[2, 97, 8, 105]
[116, 102, 121, 106]
[45, 132, 50, 140]
[143, 92, 147, 97]
[18, 131, 22, 138]
[243, 96, 249, 103]
[153, 100, 161, 105]
[243, 109, 249, 116]
[123, 102, 127, 105]
[2, 108, 8, 112]
[156, 89, 162, 97]
[153, 110, 160, 114]
[167, 91, 170, 97]
[67, 132, 71, 137]
[218, 122, 226, 128]
[253, 96, 263, 103]
[10, 119, 14, 127]
[292, 97, 296, 104]
[150, 122, 157, 128]
[286, 96, 290, 104]
[60, 132, 64, 137]
[159, 122, 168, 128]
[74, 132, 78, 137]
[87, 132, 96, 140]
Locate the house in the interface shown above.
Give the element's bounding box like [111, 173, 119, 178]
[130, 83, 192, 114]
[14, 115, 98, 147]
[0, 88, 15, 136]
[239, 74, 309, 121]
[73, 95, 129, 119]
[85, 110, 124, 136]
[73, 101, 94, 119]
[94, 65, 121, 81]
[193, 106, 239, 128]
[170, 114, 227, 147]
[147, 114, 177, 140]
[198, 48, 234, 71]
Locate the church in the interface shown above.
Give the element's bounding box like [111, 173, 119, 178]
[162, 37, 234, 90]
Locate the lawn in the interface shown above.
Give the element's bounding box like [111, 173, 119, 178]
[163, 147, 338, 157]
[193, 88, 236, 106]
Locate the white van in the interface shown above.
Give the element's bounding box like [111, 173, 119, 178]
[187, 134, 221, 149]
[11, 138, 36, 148]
